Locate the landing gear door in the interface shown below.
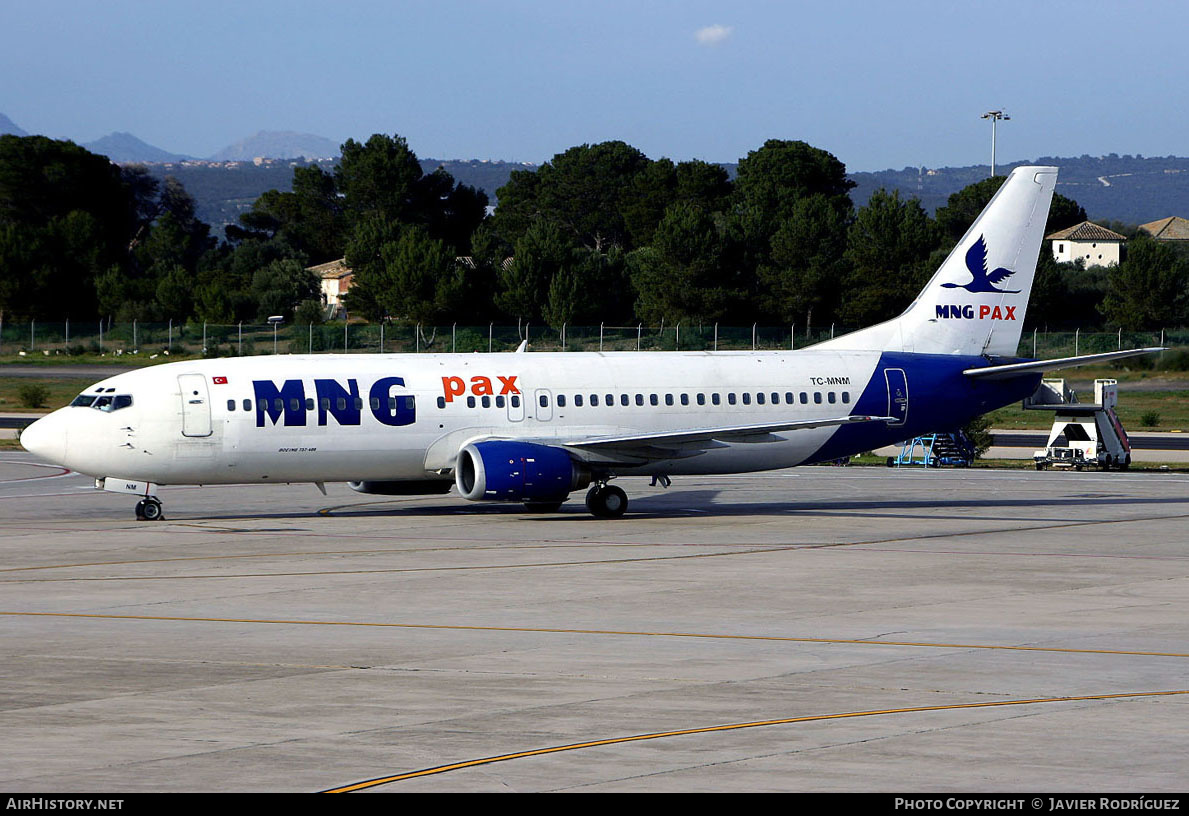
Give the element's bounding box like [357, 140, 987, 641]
[178, 373, 213, 437]
[884, 368, 908, 427]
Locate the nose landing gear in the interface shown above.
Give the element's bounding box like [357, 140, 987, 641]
[135, 497, 164, 521]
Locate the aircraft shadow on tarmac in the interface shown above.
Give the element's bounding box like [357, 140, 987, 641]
[183, 487, 1189, 524]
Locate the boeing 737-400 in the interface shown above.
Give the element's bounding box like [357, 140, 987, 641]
[19, 166, 1161, 519]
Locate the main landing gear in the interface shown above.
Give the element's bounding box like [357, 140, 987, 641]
[135, 497, 164, 521]
[585, 483, 628, 518]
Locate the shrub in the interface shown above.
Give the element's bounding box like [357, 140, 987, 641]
[1140, 411, 1161, 427]
[18, 384, 50, 409]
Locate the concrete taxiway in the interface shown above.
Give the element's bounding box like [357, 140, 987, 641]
[0, 453, 1186, 792]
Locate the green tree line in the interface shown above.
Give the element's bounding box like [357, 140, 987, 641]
[2, 132, 1186, 332]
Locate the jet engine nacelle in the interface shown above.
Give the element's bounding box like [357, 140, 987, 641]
[455, 440, 590, 502]
[347, 480, 454, 495]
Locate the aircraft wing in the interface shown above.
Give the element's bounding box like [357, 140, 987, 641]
[962, 348, 1166, 380]
[558, 414, 896, 463]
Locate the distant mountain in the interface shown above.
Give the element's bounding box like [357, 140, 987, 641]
[83, 131, 191, 163]
[0, 112, 29, 137]
[209, 131, 341, 161]
[848, 154, 1189, 224]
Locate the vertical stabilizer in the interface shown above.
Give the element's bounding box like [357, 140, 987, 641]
[819, 166, 1057, 356]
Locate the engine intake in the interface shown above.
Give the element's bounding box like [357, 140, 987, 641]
[456, 440, 590, 502]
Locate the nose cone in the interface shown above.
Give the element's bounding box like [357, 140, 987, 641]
[20, 412, 68, 465]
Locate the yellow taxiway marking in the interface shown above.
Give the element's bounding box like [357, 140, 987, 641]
[2, 611, 1187, 659]
[323, 689, 1189, 791]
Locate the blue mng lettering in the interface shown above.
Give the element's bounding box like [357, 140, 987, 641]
[253, 380, 307, 427]
[252, 378, 416, 427]
[936, 304, 975, 319]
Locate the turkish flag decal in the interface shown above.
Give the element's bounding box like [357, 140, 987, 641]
[212, 376, 228, 385]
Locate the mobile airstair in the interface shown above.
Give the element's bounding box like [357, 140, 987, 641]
[890, 431, 974, 468]
[1025, 379, 1132, 470]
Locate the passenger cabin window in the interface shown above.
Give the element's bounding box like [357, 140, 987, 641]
[814, 392, 822, 404]
[557, 395, 567, 408]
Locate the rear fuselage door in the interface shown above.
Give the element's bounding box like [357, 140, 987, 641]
[884, 367, 908, 427]
[178, 373, 213, 437]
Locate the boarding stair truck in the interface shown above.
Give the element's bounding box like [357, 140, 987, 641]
[1026, 379, 1132, 470]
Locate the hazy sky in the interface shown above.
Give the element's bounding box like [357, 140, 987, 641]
[3, 0, 1187, 171]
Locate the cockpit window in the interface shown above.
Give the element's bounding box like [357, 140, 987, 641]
[73, 393, 133, 412]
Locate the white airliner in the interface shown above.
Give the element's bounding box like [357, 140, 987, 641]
[20, 166, 1161, 519]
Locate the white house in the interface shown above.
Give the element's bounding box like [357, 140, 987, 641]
[1046, 221, 1126, 267]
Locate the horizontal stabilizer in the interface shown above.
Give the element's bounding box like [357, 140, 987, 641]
[962, 348, 1166, 380]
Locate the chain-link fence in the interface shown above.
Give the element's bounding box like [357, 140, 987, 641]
[2, 319, 1185, 360]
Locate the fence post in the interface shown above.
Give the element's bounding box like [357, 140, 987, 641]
[791, 324, 795, 350]
[489, 322, 493, 353]
[714, 323, 718, 351]
[167, 319, 172, 352]
[1075, 328, 1079, 356]
[344, 321, 348, 353]
[561, 322, 566, 351]
[752, 323, 756, 350]
[675, 323, 680, 351]
[133, 319, 137, 350]
[1033, 327, 1037, 358]
[98, 319, 102, 353]
[309, 323, 313, 354]
[379, 321, 384, 354]
[31, 319, 34, 351]
[238, 322, 242, 355]
[637, 324, 642, 351]
[452, 322, 457, 353]
[1118, 327, 1122, 350]
[416, 324, 420, 353]
[66, 318, 70, 349]
[599, 322, 604, 351]
[203, 322, 207, 355]
[830, 323, 835, 339]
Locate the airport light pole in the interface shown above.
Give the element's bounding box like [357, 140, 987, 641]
[981, 110, 1010, 176]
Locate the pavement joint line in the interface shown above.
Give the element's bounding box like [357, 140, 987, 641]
[3, 611, 1187, 659]
[321, 689, 1189, 792]
[4, 510, 1188, 583]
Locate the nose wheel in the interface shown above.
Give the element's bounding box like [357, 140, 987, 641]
[135, 497, 164, 521]
[585, 484, 628, 518]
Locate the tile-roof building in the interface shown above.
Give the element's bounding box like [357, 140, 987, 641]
[1138, 216, 1189, 241]
[1045, 221, 1126, 268]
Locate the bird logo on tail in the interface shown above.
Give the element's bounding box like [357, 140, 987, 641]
[941, 235, 1019, 294]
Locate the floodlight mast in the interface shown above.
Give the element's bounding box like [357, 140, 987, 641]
[981, 110, 1010, 176]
